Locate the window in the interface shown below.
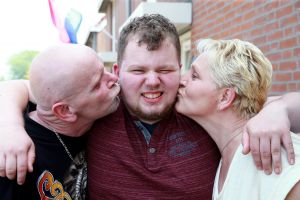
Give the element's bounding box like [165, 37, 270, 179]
[180, 31, 191, 75]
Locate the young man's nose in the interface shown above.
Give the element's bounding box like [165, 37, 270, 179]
[145, 72, 160, 86]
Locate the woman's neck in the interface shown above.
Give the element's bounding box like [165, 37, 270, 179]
[194, 113, 246, 153]
[192, 112, 247, 192]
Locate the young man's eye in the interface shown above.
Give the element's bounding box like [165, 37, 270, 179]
[131, 69, 144, 74]
[160, 70, 171, 74]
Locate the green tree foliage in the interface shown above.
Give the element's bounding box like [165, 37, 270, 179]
[7, 50, 39, 80]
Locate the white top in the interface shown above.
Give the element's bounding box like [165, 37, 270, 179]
[213, 132, 300, 200]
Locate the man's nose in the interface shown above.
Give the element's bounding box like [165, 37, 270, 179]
[145, 72, 160, 86]
[105, 71, 119, 88]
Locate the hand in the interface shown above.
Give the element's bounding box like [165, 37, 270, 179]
[0, 125, 35, 185]
[242, 99, 295, 175]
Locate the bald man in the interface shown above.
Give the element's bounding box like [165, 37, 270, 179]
[0, 44, 120, 200]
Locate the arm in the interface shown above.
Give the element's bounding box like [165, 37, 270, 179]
[242, 92, 300, 174]
[0, 80, 35, 185]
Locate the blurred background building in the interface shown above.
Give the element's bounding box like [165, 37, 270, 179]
[1, 0, 299, 95]
[79, 0, 300, 95]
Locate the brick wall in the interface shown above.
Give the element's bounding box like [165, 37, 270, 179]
[192, 0, 300, 95]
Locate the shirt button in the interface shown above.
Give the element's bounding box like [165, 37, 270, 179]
[149, 147, 156, 154]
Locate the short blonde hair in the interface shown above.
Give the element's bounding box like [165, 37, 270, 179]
[196, 39, 272, 119]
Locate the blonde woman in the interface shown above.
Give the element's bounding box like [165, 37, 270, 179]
[176, 39, 300, 199]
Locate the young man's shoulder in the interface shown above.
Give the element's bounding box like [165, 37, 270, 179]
[174, 110, 207, 131]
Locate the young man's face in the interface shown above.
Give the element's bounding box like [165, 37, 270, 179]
[115, 38, 181, 124]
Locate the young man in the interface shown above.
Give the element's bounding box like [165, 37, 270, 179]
[0, 14, 300, 199]
[0, 44, 120, 199]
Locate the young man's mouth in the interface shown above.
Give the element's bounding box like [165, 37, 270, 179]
[142, 92, 163, 99]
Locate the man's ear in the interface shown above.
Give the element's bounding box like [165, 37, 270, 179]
[113, 63, 120, 77]
[52, 102, 77, 122]
[217, 88, 236, 111]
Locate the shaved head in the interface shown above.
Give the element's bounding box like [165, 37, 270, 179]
[30, 44, 102, 109]
[27, 43, 119, 134]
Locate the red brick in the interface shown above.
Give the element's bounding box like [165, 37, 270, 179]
[296, 24, 300, 32]
[272, 64, 279, 70]
[229, 0, 240, 9]
[281, 15, 298, 27]
[279, 61, 296, 70]
[217, 1, 225, 8]
[222, 30, 230, 38]
[253, 0, 263, 7]
[241, 2, 253, 12]
[241, 21, 253, 30]
[254, 16, 265, 24]
[271, 84, 287, 92]
[280, 38, 297, 48]
[232, 25, 241, 34]
[282, 50, 293, 59]
[225, 11, 235, 20]
[294, 48, 300, 57]
[270, 42, 279, 50]
[213, 26, 222, 34]
[265, 21, 279, 32]
[233, 15, 242, 24]
[209, 2, 222, 12]
[244, 10, 256, 20]
[192, 20, 203, 29]
[223, 3, 233, 14]
[251, 28, 263, 36]
[253, 36, 266, 44]
[260, 45, 269, 53]
[267, 52, 281, 62]
[284, 27, 294, 37]
[288, 83, 297, 90]
[267, 12, 276, 21]
[191, 0, 300, 95]
[294, 71, 300, 80]
[267, 31, 283, 41]
[276, 5, 293, 18]
[274, 73, 292, 82]
[296, 1, 300, 9]
[217, 16, 225, 24]
[265, 1, 279, 11]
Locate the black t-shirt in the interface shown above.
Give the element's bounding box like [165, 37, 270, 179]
[0, 114, 86, 199]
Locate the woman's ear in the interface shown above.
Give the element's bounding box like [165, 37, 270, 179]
[217, 88, 236, 111]
[52, 102, 77, 122]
